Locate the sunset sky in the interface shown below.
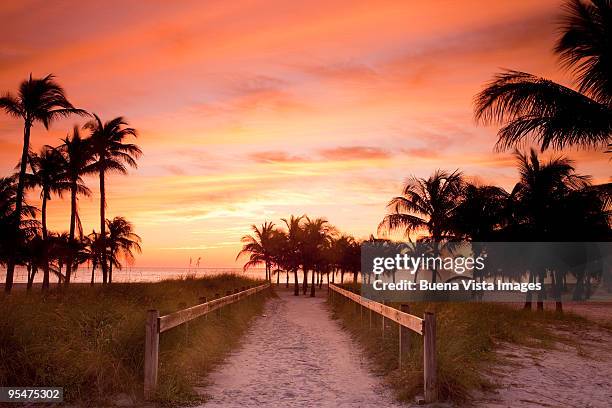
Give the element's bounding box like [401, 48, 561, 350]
[0, 0, 609, 267]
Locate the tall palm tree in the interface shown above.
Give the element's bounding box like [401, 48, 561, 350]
[26, 146, 71, 289]
[474, 0, 612, 151]
[331, 234, 357, 284]
[58, 126, 94, 284]
[0, 74, 85, 292]
[236, 222, 277, 281]
[85, 115, 141, 284]
[281, 215, 305, 296]
[378, 170, 463, 282]
[302, 217, 333, 297]
[511, 149, 591, 310]
[106, 216, 141, 283]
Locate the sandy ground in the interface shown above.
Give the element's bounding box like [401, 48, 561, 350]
[195, 287, 401, 408]
[474, 325, 612, 408]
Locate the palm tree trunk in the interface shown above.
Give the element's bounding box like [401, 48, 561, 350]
[90, 261, 96, 286]
[5, 121, 31, 293]
[65, 182, 78, 285]
[310, 269, 316, 297]
[109, 262, 113, 284]
[286, 270, 289, 288]
[276, 268, 280, 285]
[26, 264, 34, 290]
[41, 192, 50, 290]
[99, 169, 108, 285]
[302, 270, 308, 295]
[293, 270, 299, 296]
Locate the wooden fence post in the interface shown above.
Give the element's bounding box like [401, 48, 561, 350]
[201, 297, 208, 320]
[423, 312, 437, 403]
[144, 310, 160, 400]
[399, 304, 410, 369]
[215, 293, 221, 317]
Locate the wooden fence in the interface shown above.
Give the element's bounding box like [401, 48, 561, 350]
[328, 283, 437, 403]
[144, 282, 271, 399]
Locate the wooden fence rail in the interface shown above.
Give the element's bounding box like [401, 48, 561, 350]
[144, 282, 271, 399]
[328, 283, 437, 403]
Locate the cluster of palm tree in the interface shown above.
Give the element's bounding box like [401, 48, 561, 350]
[237, 216, 361, 297]
[0, 74, 142, 292]
[378, 0, 612, 309]
[378, 150, 611, 306]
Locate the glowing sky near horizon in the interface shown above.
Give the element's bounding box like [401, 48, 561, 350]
[0, 0, 609, 267]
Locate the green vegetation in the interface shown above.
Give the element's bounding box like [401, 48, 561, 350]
[329, 284, 595, 403]
[0, 275, 269, 405]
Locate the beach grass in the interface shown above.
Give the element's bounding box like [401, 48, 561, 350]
[328, 283, 595, 404]
[0, 274, 269, 405]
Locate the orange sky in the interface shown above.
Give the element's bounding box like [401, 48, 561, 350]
[0, 0, 609, 267]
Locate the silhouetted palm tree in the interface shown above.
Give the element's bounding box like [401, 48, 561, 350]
[237, 222, 277, 281]
[47, 231, 70, 283]
[26, 146, 70, 289]
[58, 126, 94, 284]
[378, 170, 463, 282]
[475, 0, 612, 151]
[453, 184, 510, 241]
[85, 115, 141, 284]
[511, 149, 590, 237]
[85, 231, 103, 285]
[106, 217, 141, 283]
[302, 217, 333, 297]
[0, 74, 85, 292]
[330, 234, 356, 284]
[510, 149, 592, 310]
[0, 176, 39, 274]
[281, 215, 305, 296]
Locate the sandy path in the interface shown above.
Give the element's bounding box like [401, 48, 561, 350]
[195, 287, 401, 408]
[475, 326, 612, 408]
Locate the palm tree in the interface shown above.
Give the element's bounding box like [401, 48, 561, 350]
[25, 146, 71, 289]
[236, 222, 276, 281]
[106, 217, 141, 283]
[331, 234, 355, 284]
[378, 170, 463, 282]
[0, 176, 39, 274]
[47, 231, 70, 284]
[302, 217, 333, 297]
[84, 231, 103, 285]
[510, 149, 592, 310]
[453, 184, 510, 241]
[281, 215, 305, 296]
[268, 228, 291, 287]
[58, 126, 94, 284]
[0, 74, 85, 292]
[85, 115, 141, 284]
[511, 149, 590, 237]
[474, 0, 612, 151]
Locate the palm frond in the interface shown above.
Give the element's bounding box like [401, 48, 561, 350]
[475, 70, 611, 150]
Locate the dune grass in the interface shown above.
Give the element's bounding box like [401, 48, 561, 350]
[0, 274, 270, 405]
[328, 283, 594, 404]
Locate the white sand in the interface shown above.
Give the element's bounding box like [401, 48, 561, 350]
[196, 287, 401, 408]
[475, 325, 612, 408]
